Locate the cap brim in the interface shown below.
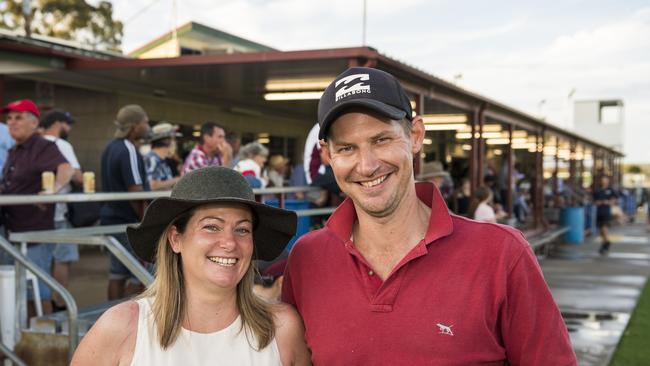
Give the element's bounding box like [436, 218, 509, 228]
[126, 197, 297, 262]
[319, 99, 407, 139]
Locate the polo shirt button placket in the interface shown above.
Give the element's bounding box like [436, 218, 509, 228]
[368, 270, 374, 276]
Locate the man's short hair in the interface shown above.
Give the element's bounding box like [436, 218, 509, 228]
[200, 121, 225, 144]
[40, 110, 75, 129]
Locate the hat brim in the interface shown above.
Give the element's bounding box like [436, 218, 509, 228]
[1, 106, 38, 117]
[319, 99, 407, 139]
[126, 197, 297, 263]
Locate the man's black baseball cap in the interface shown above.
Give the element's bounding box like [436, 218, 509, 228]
[39, 110, 76, 129]
[317, 67, 412, 140]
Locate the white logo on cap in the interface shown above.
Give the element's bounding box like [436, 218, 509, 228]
[335, 74, 371, 101]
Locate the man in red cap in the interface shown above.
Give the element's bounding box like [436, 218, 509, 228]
[1, 99, 74, 315]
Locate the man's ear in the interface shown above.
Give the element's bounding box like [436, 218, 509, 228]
[319, 139, 331, 157]
[168, 226, 182, 254]
[410, 116, 425, 154]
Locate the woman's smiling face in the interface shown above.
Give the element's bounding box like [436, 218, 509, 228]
[169, 203, 254, 291]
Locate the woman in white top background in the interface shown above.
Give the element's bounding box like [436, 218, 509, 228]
[71, 167, 310, 365]
[469, 185, 507, 224]
[234, 142, 269, 188]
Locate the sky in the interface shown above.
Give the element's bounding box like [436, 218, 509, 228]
[109, 0, 650, 163]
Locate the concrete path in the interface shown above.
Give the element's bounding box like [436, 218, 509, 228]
[540, 223, 650, 366]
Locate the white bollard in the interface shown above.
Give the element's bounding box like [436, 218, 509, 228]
[0, 265, 16, 352]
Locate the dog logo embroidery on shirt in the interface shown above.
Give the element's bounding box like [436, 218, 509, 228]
[335, 73, 371, 101]
[436, 323, 454, 336]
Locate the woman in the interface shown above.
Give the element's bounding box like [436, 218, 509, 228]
[234, 142, 269, 188]
[72, 167, 311, 365]
[469, 185, 506, 224]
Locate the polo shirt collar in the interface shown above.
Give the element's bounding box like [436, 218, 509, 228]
[326, 181, 454, 245]
[15, 132, 39, 149]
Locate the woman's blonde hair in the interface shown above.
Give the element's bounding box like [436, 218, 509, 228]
[141, 209, 275, 350]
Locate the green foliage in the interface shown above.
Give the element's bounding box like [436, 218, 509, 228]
[0, 0, 123, 52]
[626, 165, 642, 174]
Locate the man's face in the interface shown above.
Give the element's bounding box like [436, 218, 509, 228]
[204, 127, 225, 153]
[59, 121, 72, 140]
[323, 111, 424, 218]
[7, 111, 38, 143]
[601, 176, 610, 188]
[132, 116, 150, 140]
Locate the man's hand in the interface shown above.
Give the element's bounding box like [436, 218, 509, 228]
[218, 140, 233, 166]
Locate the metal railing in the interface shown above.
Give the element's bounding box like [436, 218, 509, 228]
[0, 186, 335, 363]
[0, 185, 324, 206]
[0, 235, 77, 363]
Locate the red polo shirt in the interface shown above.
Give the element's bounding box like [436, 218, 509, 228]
[283, 182, 576, 365]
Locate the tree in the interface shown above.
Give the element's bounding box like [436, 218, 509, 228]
[0, 0, 123, 52]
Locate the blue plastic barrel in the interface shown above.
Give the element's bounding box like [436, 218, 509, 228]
[560, 206, 585, 244]
[265, 199, 311, 251]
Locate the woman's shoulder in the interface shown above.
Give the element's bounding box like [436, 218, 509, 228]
[71, 300, 140, 365]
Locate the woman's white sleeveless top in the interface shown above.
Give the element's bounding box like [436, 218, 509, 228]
[130, 298, 282, 365]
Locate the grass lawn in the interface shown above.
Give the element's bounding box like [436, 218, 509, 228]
[609, 276, 650, 365]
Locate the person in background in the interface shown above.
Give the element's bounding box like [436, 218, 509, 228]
[1, 99, 74, 315]
[469, 185, 506, 223]
[0, 118, 14, 265]
[451, 177, 471, 216]
[226, 131, 242, 168]
[144, 122, 181, 191]
[267, 154, 289, 188]
[39, 109, 83, 311]
[254, 258, 288, 304]
[182, 121, 232, 174]
[593, 175, 618, 255]
[100, 104, 151, 300]
[0, 119, 15, 182]
[302, 123, 322, 185]
[234, 142, 269, 188]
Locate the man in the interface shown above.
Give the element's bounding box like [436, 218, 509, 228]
[100, 104, 150, 300]
[282, 68, 577, 365]
[593, 175, 617, 255]
[144, 122, 181, 190]
[182, 121, 232, 174]
[1, 99, 74, 315]
[40, 109, 83, 311]
[0, 119, 15, 182]
[226, 131, 241, 168]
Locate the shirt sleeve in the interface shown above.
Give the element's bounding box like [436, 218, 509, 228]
[474, 204, 496, 221]
[36, 140, 69, 173]
[118, 141, 144, 187]
[56, 140, 81, 169]
[500, 241, 577, 365]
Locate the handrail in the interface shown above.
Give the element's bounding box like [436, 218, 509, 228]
[0, 186, 323, 206]
[0, 340, 27, 366]
[9, 228, 154, 287]
[0, 236, 79, 361]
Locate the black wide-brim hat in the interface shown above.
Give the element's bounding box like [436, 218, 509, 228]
[126, 166, 297, 262]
